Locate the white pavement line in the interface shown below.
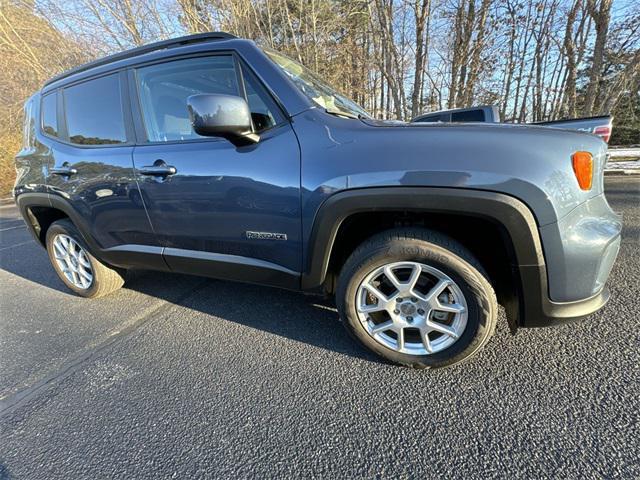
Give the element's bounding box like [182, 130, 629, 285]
[0, 240, 34, 251]
[0, 225, 26, 232]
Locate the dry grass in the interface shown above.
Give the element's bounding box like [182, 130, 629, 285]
[0, 134, 19, 197]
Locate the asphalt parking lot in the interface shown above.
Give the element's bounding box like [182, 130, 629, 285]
[0, 176, 638, 479]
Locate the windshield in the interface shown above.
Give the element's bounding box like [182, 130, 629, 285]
[263, 48, 370, 119]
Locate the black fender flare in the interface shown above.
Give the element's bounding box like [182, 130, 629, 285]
[16, 192, 103, 253]
[301, 187, 545, 290]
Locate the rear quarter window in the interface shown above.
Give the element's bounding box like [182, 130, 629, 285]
[41, 92, 58, 138]
[22, 97, 36, 149]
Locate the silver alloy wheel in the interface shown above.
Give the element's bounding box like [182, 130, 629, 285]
[355, 261, 468, 355]
[52, 234, 93, 290]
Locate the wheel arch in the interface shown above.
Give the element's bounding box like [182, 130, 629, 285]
[15, 193, 98, 252]
[16, 192, 169, 273]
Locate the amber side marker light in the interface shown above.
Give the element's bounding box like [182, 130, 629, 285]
[572, 151, 593, 190]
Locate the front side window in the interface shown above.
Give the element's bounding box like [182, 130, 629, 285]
[136, 56, 240, 142]
[41, 93, 58, 137]
[241, 64, 285, 131]
[64, 74, 126, 145]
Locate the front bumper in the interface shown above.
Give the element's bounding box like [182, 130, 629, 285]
[517, 192, 621, 328]
[539, 194, 622, 302]
[518, 264, 611, 328]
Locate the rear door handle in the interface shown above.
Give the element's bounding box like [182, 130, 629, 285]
[50, 166, 77, 176]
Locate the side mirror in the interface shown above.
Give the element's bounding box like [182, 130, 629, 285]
[187, 94, 259, 146]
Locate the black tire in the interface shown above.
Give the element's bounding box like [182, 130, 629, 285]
[46, 219, 125, 298]
[336, 228, 497, 369]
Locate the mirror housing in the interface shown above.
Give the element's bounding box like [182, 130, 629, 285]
[187, 94, 259, 146]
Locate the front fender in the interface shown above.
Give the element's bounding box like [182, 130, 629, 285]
[303, 186, 612, 328]
[303, 186, 608, 329]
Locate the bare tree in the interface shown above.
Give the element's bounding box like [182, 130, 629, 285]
[583, 0, 612, 114]
[410, 0, 430, 117]
[561, 0, 583, 117]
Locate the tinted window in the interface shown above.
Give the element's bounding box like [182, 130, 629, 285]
[241, 64, 285, 132]
[64, 74, 126, 145]
[136, 56, 240, 142]
[451, 110, 485, 122]
[418, 113, 449, 123]
[41, 93, 58, 137]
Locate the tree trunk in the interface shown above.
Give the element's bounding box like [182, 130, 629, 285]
[562, 0, 581, 118]
[583, 0, 612, 115]
[410, 0, 430, 118]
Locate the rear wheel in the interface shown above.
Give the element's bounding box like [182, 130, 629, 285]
[336, 228, 497, 368]
[46, 219, 125, 298]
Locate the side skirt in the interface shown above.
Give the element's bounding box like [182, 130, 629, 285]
[163, 247, 301, 290]
[103, 244, 301, 291]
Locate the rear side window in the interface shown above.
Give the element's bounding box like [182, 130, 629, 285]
[64, 74, 126, 145]
[136, 56, 240, 142]
[41, 93, 58, 138]
[451, 110, 485, 122]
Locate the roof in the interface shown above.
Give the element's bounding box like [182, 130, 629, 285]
[44, 32, 236, 88]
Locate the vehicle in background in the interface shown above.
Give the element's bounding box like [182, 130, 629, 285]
[412, 105, 501, 124]
[412, 105, 613, 143]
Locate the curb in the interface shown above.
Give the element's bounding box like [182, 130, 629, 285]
[0, 197, 14, 206]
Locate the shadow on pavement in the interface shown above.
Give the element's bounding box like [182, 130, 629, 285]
[0, 240, 381, 364]
[160, 273, 382, 363]
[0, 462, 11, 480]
[127, 270, 382, 364]
[1, 200, 379, 364]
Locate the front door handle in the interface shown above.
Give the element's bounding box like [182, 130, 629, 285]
[51, 166, 78, 176]
[138, 160, 177, 177]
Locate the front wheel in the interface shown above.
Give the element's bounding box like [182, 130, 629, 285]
[336, 228, 497, 369]
[46, 219, 125, 298]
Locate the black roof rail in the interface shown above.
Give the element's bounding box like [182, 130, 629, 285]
[44, 32, 237, 87]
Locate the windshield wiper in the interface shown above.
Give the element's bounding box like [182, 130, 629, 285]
[325, 108, 359, 119]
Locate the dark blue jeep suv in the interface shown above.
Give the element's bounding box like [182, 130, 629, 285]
[14, 33, 621, 368]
